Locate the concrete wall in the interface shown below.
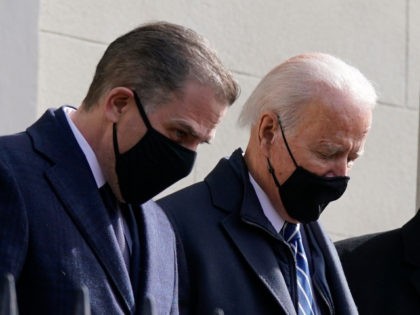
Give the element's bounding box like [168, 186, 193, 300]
[4, 0, 420, 240]
[0, 0, 39, 134]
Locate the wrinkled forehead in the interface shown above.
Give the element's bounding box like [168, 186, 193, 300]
[303, 95, 371, 123]
[288, 99, 373, 144]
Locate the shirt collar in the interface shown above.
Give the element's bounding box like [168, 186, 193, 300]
[63, 106, 106, 188]
[249, 172, 292, 233]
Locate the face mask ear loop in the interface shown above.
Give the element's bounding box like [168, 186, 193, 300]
[113, 123, 120, 157]
[267, 158, 282, 189]
[278, 116, 298, 167]
[132, 89, 153, 130]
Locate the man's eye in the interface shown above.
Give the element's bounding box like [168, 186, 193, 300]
[174, 129, 188, 139]
[318, 152, 333, 160]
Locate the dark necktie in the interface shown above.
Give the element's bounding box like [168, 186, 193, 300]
[281, 222, 315, 315]
[99, 184, 130, 272]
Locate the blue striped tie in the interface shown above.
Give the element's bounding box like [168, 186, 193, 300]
[282, 222, 315, 315]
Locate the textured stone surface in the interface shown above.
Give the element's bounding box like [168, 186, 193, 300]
[39, 0, 407, 106]
[0, 1, 39, 134]
[37, 32, 105, 112]
[408, 0, 420, 110]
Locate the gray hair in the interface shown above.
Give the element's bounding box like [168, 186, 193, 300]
[238, 53, 377, 131]
[83, 21, 239, 111]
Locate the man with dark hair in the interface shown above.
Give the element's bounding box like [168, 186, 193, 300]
[159, 53, 376, 315]
[0, 21, 238, 315]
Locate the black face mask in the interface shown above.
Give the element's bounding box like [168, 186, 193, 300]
[267, 117, 349, 223]
[113, 91, 196, 204]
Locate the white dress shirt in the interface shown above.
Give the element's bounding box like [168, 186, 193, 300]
[248, 172, 289, 233]
[63, 106, 133, 261]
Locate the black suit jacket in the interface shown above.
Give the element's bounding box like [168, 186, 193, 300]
[336, 211, 420, 315]
[0, 107, 178, 315]
[159, 149, 356, 315]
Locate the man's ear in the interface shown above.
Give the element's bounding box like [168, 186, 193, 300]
[103, 87, 134, 123]
[257, 112, 279, 158]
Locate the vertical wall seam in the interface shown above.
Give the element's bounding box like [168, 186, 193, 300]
[405, 0, 410, 108]
[412, 0, 420, 210]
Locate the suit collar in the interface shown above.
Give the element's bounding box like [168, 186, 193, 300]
[205, 148, 277, 235]
[206, 148, 296, 314]
[249, 173, 286, 233]
[27, 108, 83, 164]
[27, 107, 135, 312]
[62, 106, 106, 187]
[204, 148, 244, 212]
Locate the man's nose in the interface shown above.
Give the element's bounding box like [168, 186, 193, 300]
[325, 158, 349, 177]
[334, 158, 350, 177]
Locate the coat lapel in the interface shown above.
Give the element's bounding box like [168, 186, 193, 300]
[207, 149, 296, 315]
[306, 222, 358, 314]
[28, 108, 134, 312]
[222, 215, 296, 315]
[140, 200, 177, 315]
[45, 164, 134, 309]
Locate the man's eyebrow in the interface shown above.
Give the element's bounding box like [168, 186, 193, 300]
[318, 142, 365, 158]
[173, 120, 212, 143]
[317, 142, 345, 153]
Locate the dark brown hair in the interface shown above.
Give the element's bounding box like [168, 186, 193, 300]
[82, 21, 239, 110]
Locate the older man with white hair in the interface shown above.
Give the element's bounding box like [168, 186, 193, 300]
[158, 53, 377, 315]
